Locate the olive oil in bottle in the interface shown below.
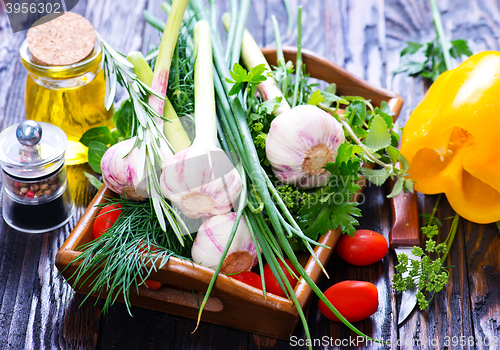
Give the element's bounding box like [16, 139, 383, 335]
[21, 12, 113, 165]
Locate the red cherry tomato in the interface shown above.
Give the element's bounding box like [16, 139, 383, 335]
[230, 271, 263, 290]
[263, 259, 299, 298]
[319, 281, 379, 322]
[143, 279, 162, 290]
[336, 229, 388, 266]
[93, 204, 122, 239]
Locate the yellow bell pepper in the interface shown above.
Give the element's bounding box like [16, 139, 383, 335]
[401, 51, 500, 224]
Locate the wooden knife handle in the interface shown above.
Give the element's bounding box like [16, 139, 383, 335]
[389, 190, 420, 249]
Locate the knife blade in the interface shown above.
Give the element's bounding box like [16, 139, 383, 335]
[389, 188, 420, 325]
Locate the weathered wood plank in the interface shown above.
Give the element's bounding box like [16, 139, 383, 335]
[397, 195, 474, 350]
[465, 222, 500, 350]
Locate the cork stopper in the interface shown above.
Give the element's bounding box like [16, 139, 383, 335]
[27, 12, 96, 66]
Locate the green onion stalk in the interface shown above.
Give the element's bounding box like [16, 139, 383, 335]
[187, 0, 384, 347]
[148, 0, 190, 152]
[271, 14, 289, 96]
[221, 13, 290, 115]
[291, 6, 303, 108]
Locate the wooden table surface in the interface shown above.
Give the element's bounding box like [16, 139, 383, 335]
[1, 0, 499, 349]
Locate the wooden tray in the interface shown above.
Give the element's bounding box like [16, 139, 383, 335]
[55, 48, 403, 340]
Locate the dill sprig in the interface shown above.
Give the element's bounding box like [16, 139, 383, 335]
[68, 197, 193, 315]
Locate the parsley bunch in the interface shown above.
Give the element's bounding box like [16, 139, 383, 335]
[297, 143, 362, 238]
[392, 195, 460, 310]
[314, 92, 413, 196]
[393, 38, 472, 81]
[393, 0, 472, 81]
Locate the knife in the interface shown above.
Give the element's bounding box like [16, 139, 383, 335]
[389, 188, 421, 325]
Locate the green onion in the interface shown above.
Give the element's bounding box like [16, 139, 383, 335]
[149, 0, 190, 119]
[188, 1, 381, 347]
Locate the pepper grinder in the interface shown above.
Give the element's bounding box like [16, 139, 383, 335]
[0, 120, 74, 233]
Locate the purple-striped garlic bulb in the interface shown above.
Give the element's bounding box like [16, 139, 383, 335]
[191, 213, 259, 274]
[159, 145, 242, 219]
[265, 105, 345, 188]
[101, 136, 173, 201]
[160, 20, 242, 219]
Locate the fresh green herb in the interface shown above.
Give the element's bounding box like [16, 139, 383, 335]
[246, 97, 282, 163]
[393, 38, 472, 81]
[84, 171, 103, 190]
[297, 143, 362, 238]
[101, 39, 191, 238]
[225, 63, 267, 96]
[87, 141, 109, 174]
[393, 0, 471, 80]
[80, 100, 135, 174]
[276, 184, 313, 250]
[276, 185, 312, 217]
[497, 221, 500, 233]
[316, 95, 413, 196]
[66, 197, 193, 315]
[392, 195, 459, 310]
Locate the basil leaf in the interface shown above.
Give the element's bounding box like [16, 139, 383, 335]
[116, 100, 134, 138]
[84, 171, 103, 190]
[80, 126, 113, 147]
[88, 141, 109, 174]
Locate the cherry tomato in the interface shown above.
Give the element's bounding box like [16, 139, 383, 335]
[336, 229, 388, 266]
[230, 271, 263, 290]
[263, 259, 299, 298]
[318, 281, 379, 322]
[93, 204, 122, 239]
[143, 279, 162, 290]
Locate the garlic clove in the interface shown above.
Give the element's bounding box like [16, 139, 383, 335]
[160, 144, 242, 219]
[191, 213, 259, 273]
[102, 136, 173, 201]
[265, 105, 345, 188]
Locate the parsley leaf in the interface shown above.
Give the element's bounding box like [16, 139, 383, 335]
[364, 114, 392, 151]
[297, 143, 362, 238]
[392, 196, 459, 311]
[225, 63, 267, 96]
[394, 37, 472, 81]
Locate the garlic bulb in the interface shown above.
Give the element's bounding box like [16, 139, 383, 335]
[160, 20, 242, 218]
[266, 105, 345, 188]
[101, 136, 173, 201]
[191, 213, 259, 274]
[160, 145, 242, 218]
